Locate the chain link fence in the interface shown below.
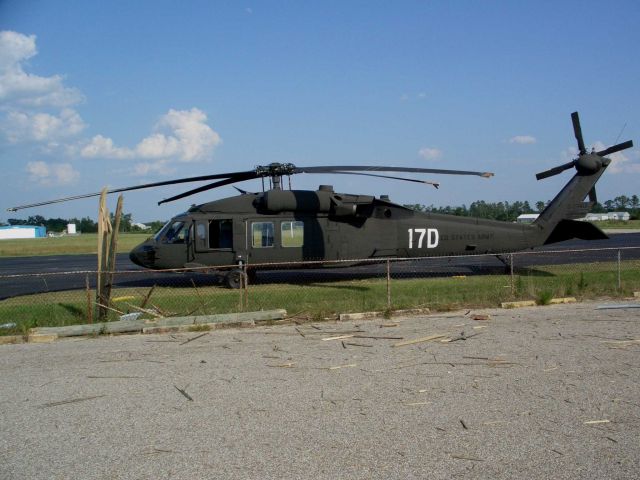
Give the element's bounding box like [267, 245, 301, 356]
[1, 247, 639, 336]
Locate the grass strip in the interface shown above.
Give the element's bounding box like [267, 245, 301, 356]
[0, 233, 150, 257]
[1, 260, 638, 336]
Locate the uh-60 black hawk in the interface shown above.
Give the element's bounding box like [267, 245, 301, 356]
[8, 112, 634, 288]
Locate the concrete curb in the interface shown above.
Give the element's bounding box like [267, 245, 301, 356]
[501, 300, 536, 309]
[4, 307, 437, 344]
[501, 297, 577, 309]
[0, 335, 25, 345]
[28, 309, 287, 339]
[339, 307, 430, 322]
[549, 297, 577, 305]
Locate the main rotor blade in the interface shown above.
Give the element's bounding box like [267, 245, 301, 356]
[535, 160, 576, 180]
[572, 112, 586, 155]
[6, 170, 256, 212]
[326, 171, 441, 188]
[597, 140, 633, 157]
[157, 173, 258, 205]
[7, 162, 494, 212]
[295, 165, 494, 178]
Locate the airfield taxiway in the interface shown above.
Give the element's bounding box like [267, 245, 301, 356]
[0, 233, 639, 300]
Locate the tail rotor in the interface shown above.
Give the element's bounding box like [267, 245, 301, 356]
[535, 111, 633, 182]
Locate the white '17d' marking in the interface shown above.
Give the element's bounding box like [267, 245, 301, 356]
[408, 228, 439, 249]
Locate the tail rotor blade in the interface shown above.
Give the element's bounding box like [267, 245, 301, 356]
[572, 112, 586, 154]
[597, 140, 633, 157]
[536, 160, 576, 180]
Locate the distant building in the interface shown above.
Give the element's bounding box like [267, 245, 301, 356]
[0, 225, 47, 240]
[516, 214, 539, 224]
[585, 213, 609, 221]
[584, 212, 630, 222]
[609, 212, 631, 221]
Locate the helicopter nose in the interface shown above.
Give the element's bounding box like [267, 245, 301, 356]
[129, 242, 156, 268]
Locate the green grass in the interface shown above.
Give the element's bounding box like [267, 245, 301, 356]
[596, 219, 640, 229]
[2, 260, 639, 336]
[0, 233, 151, 257]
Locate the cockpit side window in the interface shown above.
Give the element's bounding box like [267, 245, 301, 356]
[162, 221, 188, 244]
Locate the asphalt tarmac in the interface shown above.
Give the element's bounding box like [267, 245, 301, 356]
[1, 301, 639, 479]
[1, 233, 639, 300]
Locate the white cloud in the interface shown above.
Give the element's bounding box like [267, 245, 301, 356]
[1, 31, 222, 184]
[4, 108, 85, 143]
[418, 147, 442, 160]
[26, 161, 80, 185]
[131, 160, 176, 177]
[0, 31, 85, 149]
[509, 135, 536, 144]
[81, 108, 222, 164]
[560, 145, 578, 162]
[0, 30, 36, 67]
[81, 134, 134, 159]
[0, 31, 83, 108]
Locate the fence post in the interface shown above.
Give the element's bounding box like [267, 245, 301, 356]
[617, 249, 622, 291]
[510, 253, 515, 295]
[85, 274, 93, 324]
[242, 262, 249, 310]
[386, 259, 391, 310]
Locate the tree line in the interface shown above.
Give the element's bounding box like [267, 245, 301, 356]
[405, 194, 639, 222]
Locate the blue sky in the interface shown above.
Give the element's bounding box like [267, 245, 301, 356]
[1, 0, 639, 223]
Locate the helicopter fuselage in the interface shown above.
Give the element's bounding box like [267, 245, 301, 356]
[129, 187, 544, 272]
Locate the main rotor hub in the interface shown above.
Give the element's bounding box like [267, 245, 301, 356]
[255, 163, 296, 177]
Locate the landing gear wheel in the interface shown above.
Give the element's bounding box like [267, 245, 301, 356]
[225, 269, 245, 289]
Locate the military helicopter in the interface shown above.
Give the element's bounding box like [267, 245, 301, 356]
[8, 112, 633, 288]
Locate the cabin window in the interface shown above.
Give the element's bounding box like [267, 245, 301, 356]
[281, 221, 304, 247]
[251, 222, 274, 248]
[162, 221, 188, 244]
[196, 223, 206, 241]
[209, 219, 233, 248]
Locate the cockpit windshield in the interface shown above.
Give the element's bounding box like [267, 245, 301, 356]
[153, 220, 173, 241]
[155, 220, 189, 244]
